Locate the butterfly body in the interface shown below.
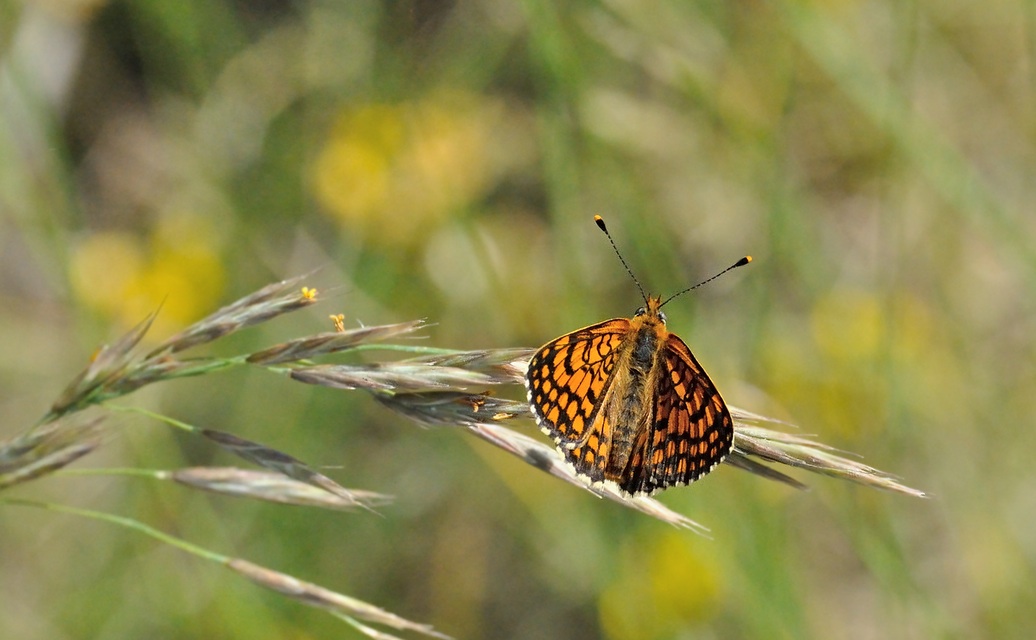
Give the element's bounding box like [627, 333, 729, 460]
[527, 295, 734, 495]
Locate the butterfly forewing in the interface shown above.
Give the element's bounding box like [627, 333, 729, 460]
[526, 319, 629, 455]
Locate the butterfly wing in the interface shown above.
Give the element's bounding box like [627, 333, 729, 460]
[526, 319, 630, 481]
[620, 333, 733, 495]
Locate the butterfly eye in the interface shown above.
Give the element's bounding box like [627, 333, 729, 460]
[658, 311, 667, 323]
[634, 306, 646, 317]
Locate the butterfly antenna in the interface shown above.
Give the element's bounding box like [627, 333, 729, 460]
[594, 215, 648, 302]
[660, 255, 752, 308]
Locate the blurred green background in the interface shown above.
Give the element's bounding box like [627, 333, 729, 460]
[2, 0, 1034, 638]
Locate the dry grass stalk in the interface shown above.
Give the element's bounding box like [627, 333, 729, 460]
[247, 319, 427, 365]
[3, 277, 439, 635]
[0, 416, 105, 490]
[226, 558, 452, 640]
[322, 351, 927, 505]
[199, 429, 382, 506]
[44, 277, 321, 424]
[729, 413, 927, 498]
[374, 391, 710, 531]
[48, 311, 160, 420]
[168, 467, 391, 510]
[147, 274, 319, 357]
[3, 273, 924, 637]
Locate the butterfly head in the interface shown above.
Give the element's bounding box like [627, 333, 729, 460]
[631, 295, 670, 339]
[634, 295, 667, 324]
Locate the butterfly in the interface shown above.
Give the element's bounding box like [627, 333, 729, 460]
[526, 216, 750, 495]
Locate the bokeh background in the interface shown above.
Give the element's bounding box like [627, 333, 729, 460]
[2, 1, 1035, 638]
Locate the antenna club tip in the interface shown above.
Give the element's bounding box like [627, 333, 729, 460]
[738, 256, 752, 266]
[593, 215, 607, 232]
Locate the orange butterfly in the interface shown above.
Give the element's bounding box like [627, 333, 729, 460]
[526, 216, 750, 495]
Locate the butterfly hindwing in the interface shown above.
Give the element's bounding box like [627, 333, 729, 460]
[634, 334, 733, 493]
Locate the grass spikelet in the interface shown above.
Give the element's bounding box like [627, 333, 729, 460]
[147, 274, 319, 357]
[200, 429, 373, 505]
[291, 363, 501, 394]
[246, 319, 427, 365]
[729, 417, 927, 498]
[0, 417, 105, 490]
[48, 311, 160, 420]
[226, 559, 453, 639]
[168, 467, 391, 511]
[374, 391, 527, 427]
[1, 499, 447, 640]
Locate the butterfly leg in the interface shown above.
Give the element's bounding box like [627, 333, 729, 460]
[560, 427, 596, 450]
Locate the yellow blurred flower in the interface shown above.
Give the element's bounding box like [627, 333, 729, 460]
[811, 288, 935, 365]
[600, 531, 724, 640]
[810, 289, 884, 361]
[312, 94, 498, 246]
[69, 230, 146, 318]
[69, 212, 226, 337]
[887, 293, 934, 363]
